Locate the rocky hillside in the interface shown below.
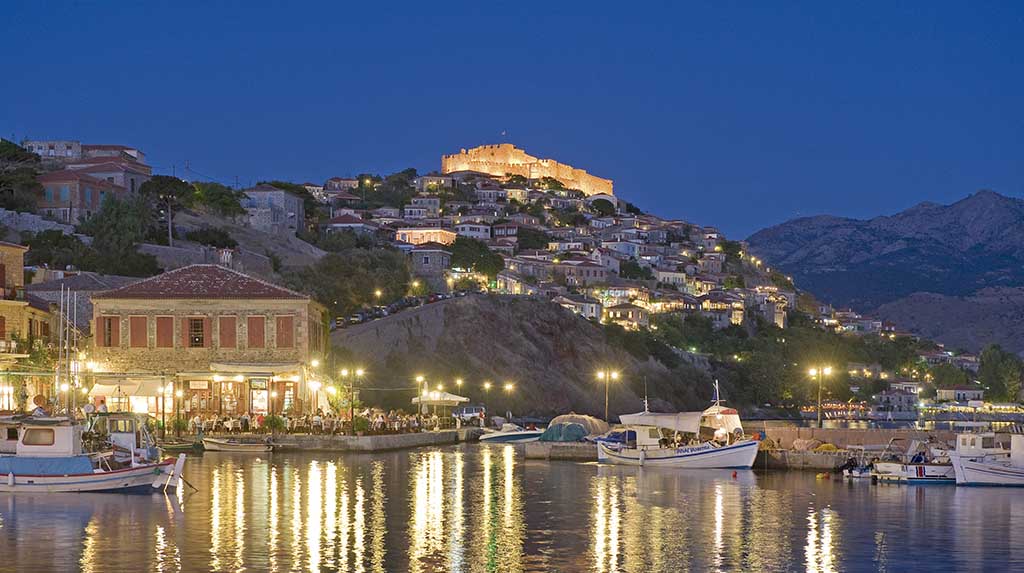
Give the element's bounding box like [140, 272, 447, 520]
[331, 295, 715, 418]
[747, 190, 1024, 351]
[875, 288, 1024, 354]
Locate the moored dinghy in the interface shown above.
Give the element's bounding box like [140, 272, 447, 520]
[202, 437, 274, 452]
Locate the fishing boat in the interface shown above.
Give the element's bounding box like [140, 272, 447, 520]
[201, 437, 273, 452]
[869, 437, 961, 484]
[0, 414, 185, 494]
[596, 385, 759, 469]
[949, 433, 1024, 486]
[479, 423, 543, 444]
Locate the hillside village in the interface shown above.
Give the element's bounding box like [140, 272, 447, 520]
[0, 137, 1016, 420]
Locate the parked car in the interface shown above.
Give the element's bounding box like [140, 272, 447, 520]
[453, 406, 486, 426]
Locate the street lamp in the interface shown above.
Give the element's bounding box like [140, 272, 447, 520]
[809, 366, 833, 429]
[455, 378, 463, 389]
[174, 387, 183, 437]
[596, 370, 620, 422]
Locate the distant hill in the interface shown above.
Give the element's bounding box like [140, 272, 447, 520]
[747, 190, 1024, 351]
[332, 295, 714, 418]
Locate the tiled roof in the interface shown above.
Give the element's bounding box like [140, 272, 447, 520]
[325, 214, 374, 225]
[27, 272, 141, 293]
[92, 265, 308, 300]
[75, 162, 150, 176]
[38, 170, 124, 189]
[411, 242, 451, 252]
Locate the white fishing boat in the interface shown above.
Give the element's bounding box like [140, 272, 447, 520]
[868, 437, 962, 484]
[202, 437, 273, 452]
[597, 386, 759, 469]
[479, 424, 543, 444]
[950, 433, 1024, 486]
[0, 414, 185, 494]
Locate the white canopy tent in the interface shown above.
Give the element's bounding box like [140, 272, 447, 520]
[411, 391, 470, 407]
[702, 403, 744, 434]
[619, 411, 703, 433]
[88, 378, 169, 415]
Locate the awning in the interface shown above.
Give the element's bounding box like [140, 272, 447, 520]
[619, 411, 702, 433]
[90, 378, 168, 397]
[412, 391, 470, 407]
[209, 362, 302, 375]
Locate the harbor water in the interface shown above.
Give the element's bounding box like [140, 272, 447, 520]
[1, 444, 1021, 572]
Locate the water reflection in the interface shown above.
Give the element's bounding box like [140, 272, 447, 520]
[2, 448, 1024, 571]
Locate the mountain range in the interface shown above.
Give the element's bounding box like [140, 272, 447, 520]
[747, 190, 1024, 352]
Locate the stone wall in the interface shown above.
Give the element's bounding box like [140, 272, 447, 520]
[442, 143, 613, 196]
[0, 208, 75, 236]
[90, 298, 321, 373]
[762, 427, 956, 450]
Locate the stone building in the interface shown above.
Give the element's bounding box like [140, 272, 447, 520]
[395, 227, 457, 246]
[242, 184, 306, 236]
[37, 170, 126, 223]
[410, 242, 452, 281]
[89, 265, 328, 417]
[442, 143, 613, 196]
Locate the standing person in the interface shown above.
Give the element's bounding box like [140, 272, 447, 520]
[97, 399, 108, 413]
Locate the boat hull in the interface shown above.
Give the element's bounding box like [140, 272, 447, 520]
[950, 454, 1024, 486]
[872, 462, 955, 484]
[0, 459, 177, 494]
[202, 438, 272, 452]
[479, 431, 543, 443]
[597, 440, 759, 469]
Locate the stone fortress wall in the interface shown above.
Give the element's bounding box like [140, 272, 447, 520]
[441, 143, 613, 196]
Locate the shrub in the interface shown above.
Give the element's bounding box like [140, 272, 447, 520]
[185, 227, 237, 248]
[263, 415, 286, 433]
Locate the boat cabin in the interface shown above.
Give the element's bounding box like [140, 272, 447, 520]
[0, 418, 84, 457]
[84, 413, 159, 463]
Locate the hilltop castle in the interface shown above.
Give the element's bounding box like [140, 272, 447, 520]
[441, 143, 613, 196]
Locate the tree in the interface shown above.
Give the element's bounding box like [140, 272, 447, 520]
[22, 230, 93, 270]
[503, 174, 529, 188]
[619, 259, 653, 280]
[723, 275, 746, 289]
[930, 363, 969, 389]
[978, 345, 1023, 401]
[287, 248, 411, 317]
[80, 196, 161, 276]
[185, 227, 237, 248]
[0, 139, 42, 213]
[538, 176, 565, 191]
[139, 175, 195, 247]
[450, 237, 504, 279]
[590, 198, 615, 217]
[516, 227, 552, 251]
[191, 181, 246, 217]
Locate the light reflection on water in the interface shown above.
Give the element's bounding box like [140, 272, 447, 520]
[1, 445, 1024, 571]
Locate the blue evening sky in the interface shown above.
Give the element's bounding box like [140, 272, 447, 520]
[3, 1, 1021, 237]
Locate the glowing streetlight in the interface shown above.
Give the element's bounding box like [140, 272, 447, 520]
[341, 368, 349, 377]
[327, 386, 337, 395]
[503, 382, 514, 392]
[596, 370, 620, 422]
[483, 381, 492, 391]
[311, 359, 320, 368]
[309, 380, 322, 392]
[437, 383, 444, 391]
[456, 378, 463, 388]
[60, 383, 70, 392]
[374, 289, 382, 299]
[416, 375, 425, 383]
[808, 365, 833, 428]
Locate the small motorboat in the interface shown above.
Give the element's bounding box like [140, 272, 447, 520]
[202, 437, 273, 452]
[479, 424, 543, 444]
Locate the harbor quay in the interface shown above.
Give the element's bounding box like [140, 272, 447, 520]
[192, 427, 483, 452]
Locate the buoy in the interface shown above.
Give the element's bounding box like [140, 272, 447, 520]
[816, 472, 830, 480]
[732, 471, 737, 479]
[7, 472, 14, 487]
